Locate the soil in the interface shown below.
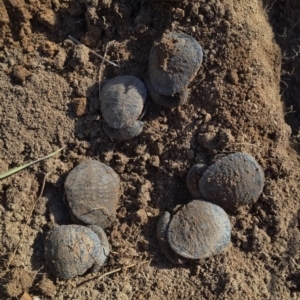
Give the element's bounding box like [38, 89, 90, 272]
[0, 0, 300, 299]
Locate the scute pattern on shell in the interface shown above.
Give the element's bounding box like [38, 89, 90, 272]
[65, 160, 120, 229]
[199, 152, 265, 210]
[167, 200, 231, 259]
[149, 32, 203, 96]
[44, 225, 105, 279]
[100, 75, 146, 129]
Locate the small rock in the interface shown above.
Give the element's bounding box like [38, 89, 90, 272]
[12, 65, 31, 83]
[197, 132, 218, 153]
[148, 155, 160, 167]
[52, 48, 67, 70]
[38, 9, 59, 29]
[228, 69, 239, 85]
[218, 128, 235, 148]
[203, 113, 212, 123]
[20, 292, 32, 300]
[134, 144, 147, 155]
[73, 97, 87, 116]
[132, 209, 148, 225]
[173, 7, 185, 20]
[42, 41, 58, 57]
[152, 141, 164, 155]
[70, 45, 90, 68]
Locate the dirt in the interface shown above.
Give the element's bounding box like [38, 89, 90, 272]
[0, 0, 300, 299]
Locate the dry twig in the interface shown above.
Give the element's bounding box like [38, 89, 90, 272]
[68, 35, 120, 68]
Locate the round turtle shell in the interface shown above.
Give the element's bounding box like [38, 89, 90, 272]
[65, 160, 120, 229]
[199, 152, 265, 211]
[149, 32, 203, 96]
[167, 200, 231, 259]
[100, 75, 146, 129]
[44, 225, 106, 279]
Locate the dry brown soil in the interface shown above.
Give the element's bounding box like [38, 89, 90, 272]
[1, 0, 300, 299]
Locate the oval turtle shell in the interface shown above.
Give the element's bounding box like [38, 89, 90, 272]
[149, 32, 203, 96]
[65, 160, 120, 229]
[100, 75, 146, 129]
[167, 200, 231, 259]
[199, 152, 265, 211]
[186, 164, 208, 199]
[44, 225, 107, 279]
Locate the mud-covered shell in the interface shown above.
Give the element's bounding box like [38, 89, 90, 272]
[145, 78, 189, 108]
[156, 211, 187, 264]
[199, 152, 265, 210]
[100, 75, 146, 129]
[167, 200, 231, 259]
[44, 225, 106, 279]
[149, 32, 203, 96]
[65, 160, 120, 229]
[87, 225, 110, 270]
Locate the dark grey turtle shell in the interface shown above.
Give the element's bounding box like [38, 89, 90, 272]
[186, 164, 208, 199]
[87, 225, 110, 270]
[102, 120, 144, 141]
[44, 225, 108, 279]
[167, 200, 231, 259]
[145, 78, 189, 108]
[156, 211, 187, 264]
[199, 152, 265, 211]
[65, 160, 120, 229]
[149, 32, 203, 96]
[100, 75, 146, 129]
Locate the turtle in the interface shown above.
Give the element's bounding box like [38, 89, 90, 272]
[157, 200, 231, 262]
[187, 152, 265, 211]
[146, 32, 203, 107]
[186, 164, 208, 199]
[100, 75, 147, 140]
[44, 225, 110, 279]
[156, 211, 187, 264]
[65, 160, 120, 229]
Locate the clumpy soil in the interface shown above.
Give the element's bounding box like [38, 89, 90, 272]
[1, 0, 300, 299]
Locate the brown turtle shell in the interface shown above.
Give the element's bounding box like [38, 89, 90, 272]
[44, 225, 108, 279]
[167, 200, 231, 259]
[149, 32, 203, 96]
[65, 160, 120, 229]
[199, 152, 265, 211]
[100, 75, 146, 129]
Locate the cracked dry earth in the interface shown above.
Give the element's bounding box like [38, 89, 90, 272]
[1, 0, 300, 299]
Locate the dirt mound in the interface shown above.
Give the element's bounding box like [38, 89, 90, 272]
[1, 0, 300, 299]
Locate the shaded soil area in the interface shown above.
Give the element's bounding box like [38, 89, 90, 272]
[0, 0, 300, 299]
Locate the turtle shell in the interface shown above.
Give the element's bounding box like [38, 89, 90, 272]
[100, 75, 146, 129]
[156, 211, 187, 264]
[199, 152, 265, 211]
[44, 225, 107, 279]
[186, 164, 208, 199]
[65, 160, 120, 229]
[87, 225, 110, 269]
[149, 32, 203, 96]
[167, 200, 231, 259]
